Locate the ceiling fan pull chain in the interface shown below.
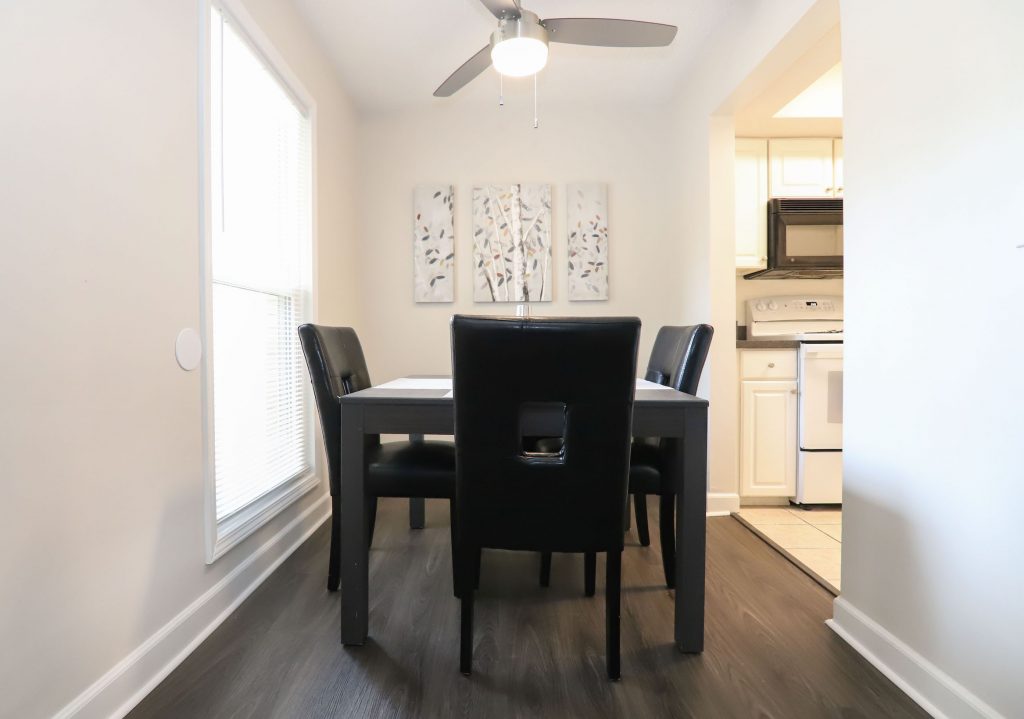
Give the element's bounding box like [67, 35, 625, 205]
[533, 73, 539, 129]
[499, 73, 504, 107]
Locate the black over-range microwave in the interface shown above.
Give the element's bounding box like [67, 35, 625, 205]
[744, 197, 843, 279]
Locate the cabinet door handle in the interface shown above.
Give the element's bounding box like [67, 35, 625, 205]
[836, 187, 843, 194]
[768, 362, 776, 368]
[824, 187, 833, 193]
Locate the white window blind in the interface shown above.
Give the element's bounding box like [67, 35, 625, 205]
[210, 6, 313, 522]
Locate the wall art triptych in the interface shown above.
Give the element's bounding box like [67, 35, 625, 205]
[566, 183, 609, 301]
[412, 185, 455, 303]
[471, 184, 551, 303]
[413, 182, 608, 304]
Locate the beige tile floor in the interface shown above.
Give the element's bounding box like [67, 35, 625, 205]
[733, 506, 842, 594]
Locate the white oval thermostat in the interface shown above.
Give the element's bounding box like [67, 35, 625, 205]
[175, 328, 202, 371]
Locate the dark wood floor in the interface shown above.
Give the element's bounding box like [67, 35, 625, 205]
[129, 500, 927, 719]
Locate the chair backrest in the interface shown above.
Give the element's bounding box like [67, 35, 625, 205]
[451, 316, 641, 553]
[644, 324, 714, 394]
[297, 324, 373, 493]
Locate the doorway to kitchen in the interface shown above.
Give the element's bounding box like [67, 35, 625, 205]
[721, 17, 846, 594]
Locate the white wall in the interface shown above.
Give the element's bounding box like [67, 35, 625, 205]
[354, 100, 681, 383]
[831, 1, 1024, 717]
[0, 2, 359, 717]
[672, 0, 1022, 713]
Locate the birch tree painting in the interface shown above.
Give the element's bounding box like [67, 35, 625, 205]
[413, 185, 455, 302]
[567, 183, 608, 301]
[472, 184, 551, 302]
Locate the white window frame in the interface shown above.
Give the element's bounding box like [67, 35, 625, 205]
[199, 0, 321, 563]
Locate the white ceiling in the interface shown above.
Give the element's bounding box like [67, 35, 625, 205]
[775, 62, 843, 118]
[734, 25, 842, 137]
[291, 0, 740, 112]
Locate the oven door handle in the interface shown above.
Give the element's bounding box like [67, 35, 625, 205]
[803, 350, 843, 360]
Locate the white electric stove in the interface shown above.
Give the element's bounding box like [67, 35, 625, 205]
[747, 296, 844, 505]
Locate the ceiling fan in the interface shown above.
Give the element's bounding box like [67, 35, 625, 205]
[433, 0, 678, 97]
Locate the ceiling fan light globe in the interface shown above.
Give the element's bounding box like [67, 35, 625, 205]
[491, 37, 548, 77]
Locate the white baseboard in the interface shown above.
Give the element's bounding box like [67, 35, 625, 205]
[54, 495, 330, 719]
[707, 492, 740, 516]
[828, 597, 1004, 719]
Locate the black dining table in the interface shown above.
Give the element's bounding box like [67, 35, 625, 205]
[339, 376, 709, 653]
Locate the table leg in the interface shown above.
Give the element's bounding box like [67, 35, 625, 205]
[674, 407, 707, 653]
[409, 498, 426, 529]
[341, 403, 368, 645]
[408, 435, 426, 529]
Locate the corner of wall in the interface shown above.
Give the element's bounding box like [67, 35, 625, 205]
[828, 598, 1004, 719]
[54, 498, 329, 719]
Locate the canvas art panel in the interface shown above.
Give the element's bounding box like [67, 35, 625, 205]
[472, 184, 552, 302]
[567, 183, 608, 301]
[413, 185, 455, 302]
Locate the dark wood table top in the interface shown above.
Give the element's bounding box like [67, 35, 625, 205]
[343, 377, 709, 407]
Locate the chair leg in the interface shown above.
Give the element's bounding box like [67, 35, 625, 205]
[460, 544, 476, 676]
[328, 494, 341, 592]
[584, 552, 597, 597]
[474, 547, 482, 589]
[409, 497, 425, 529]
[634, 493, 651, 546]
[606, 550, 622, 681]
[659, 493, 676, 589]
[366, 497, 378, 548]
[539, 552, 552, 587]
[450, 500, 459, 597]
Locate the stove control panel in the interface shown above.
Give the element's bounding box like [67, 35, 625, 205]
[747, 296, 843, 323]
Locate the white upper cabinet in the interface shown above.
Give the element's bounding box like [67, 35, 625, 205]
[832, 138, 844, 197]
[735, 137, 844, 268]
[769, 138, 836, 197]
[735, 138, 769, 270]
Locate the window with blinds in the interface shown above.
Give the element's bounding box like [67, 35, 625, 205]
[209, 5, 313, 526]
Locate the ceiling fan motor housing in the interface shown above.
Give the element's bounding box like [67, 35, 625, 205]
[491, 10, 549, 53]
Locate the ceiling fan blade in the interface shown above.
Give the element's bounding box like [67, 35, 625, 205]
[433, 45, 492, 97]
[478, 0, 520, 19]
[542, 18, 678, 47]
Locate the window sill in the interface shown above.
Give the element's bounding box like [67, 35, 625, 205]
[206, 470, 321, 564]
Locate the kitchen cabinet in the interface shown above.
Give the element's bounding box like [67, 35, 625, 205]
[735, 139, 769, 270]
[739, 350, 797, 498]
[832, 139, 844, 197]
[766, 138, 844, 197]
[735, 137, 843, 268]
[769, 138, 837, 197]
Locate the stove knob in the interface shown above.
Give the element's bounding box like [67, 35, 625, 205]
[767, 301, 777, 311]
[755, 302, 766, 312]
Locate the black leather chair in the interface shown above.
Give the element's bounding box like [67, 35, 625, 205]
[630, 324, 713, 588]
[298, 324, 456, 592]
[451, 315, 640, 680]
[537, 324, 713, 591]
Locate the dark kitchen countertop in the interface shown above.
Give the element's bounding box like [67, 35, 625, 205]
[735, 326, 800, 349]
[736, 339, 801, 349]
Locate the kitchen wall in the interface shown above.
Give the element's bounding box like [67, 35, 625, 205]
[833, 1, 1023, 717]
[354, 100, 680, 383]
[0, 1, 359, 717]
